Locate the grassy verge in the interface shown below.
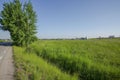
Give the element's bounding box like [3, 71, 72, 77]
[13, 46, 78, 80]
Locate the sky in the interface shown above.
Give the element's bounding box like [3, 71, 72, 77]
[0, 0, 120, 39]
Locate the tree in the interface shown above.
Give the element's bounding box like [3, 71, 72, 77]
[0, 0, 37, 47]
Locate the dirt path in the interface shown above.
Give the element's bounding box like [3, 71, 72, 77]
[0, 45, 14, 80]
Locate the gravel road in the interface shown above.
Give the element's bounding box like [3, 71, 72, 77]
[0, 43, 14, 80]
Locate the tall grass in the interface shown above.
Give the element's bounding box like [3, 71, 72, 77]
[13, 46, 78, 80]
[30, 39, 120, 80]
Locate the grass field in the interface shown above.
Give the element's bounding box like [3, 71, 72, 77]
[14, 38, 120, 80]
[0, 40, 4, 42]
[13, 46, 78, 80]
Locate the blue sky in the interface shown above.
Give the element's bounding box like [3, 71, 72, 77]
[0, 0, 120, 39]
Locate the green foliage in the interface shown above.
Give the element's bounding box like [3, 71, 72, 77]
[0, 0, 37, 46]
[31, 39, 120, 80]
[13, 46, 78, 80]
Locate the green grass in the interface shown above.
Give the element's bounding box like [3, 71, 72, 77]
[13, 46, 78, 80]
[30, 39, 120, 80]
[0, 40, 4, 42]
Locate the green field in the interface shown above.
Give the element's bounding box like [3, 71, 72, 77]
[13, 46, 78, 80]
[0, 40, 4, 42]
[14, 39, 120, 80]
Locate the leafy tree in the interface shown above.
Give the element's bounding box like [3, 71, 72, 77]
[0, 0, 37, 46]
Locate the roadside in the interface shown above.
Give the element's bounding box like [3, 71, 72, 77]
[0, 44, 14, 80]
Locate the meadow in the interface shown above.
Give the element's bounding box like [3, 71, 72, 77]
[14, 38, 120, 80]
[13, 46, 78, 80]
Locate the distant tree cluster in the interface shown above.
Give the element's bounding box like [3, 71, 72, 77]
[0, 0, 37, 46]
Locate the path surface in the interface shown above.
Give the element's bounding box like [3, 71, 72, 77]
[0, 43, 14, 80]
